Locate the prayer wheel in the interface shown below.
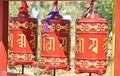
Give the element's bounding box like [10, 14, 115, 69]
[9, 0, 38, 66]
[40, 1, 71, 71]
[75, 0, 108, 75]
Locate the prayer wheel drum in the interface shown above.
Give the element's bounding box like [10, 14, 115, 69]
[75, 13, 108, 75]
[40, 1, 71, 71]
[9, 1, 38, 66]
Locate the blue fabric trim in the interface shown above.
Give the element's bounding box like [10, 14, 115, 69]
[45, 11, 58, 32]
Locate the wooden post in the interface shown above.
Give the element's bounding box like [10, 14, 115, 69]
[0, 0, 8, 73]
[115, 0, 120, 76]
[22, 65, 24, 74]
[53, 69, 56, 76]
[89, 73, 91, 76]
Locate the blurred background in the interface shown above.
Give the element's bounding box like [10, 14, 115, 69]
[8, 0, 113, 76]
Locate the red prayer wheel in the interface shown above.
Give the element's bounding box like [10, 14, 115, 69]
[9, 0, 38, 66]
[40, 1, 71, 71]
[74, 0, 108, 75]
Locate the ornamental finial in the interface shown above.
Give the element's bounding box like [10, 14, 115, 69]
[18, 0, 29, 17]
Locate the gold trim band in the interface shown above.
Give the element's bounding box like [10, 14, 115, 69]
[75, 60, 107, 68]
[40, 57, 69, 65]
[9, 53, 35, 61]
[9, 21, 37, 29]
[41, 23, 70, 31]
[76, 23, 108, 32]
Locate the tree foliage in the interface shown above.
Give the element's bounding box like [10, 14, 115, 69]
[95, 0, 113, 33]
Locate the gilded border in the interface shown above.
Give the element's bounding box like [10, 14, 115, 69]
[75, 60, 107, 68]
[76, 23, 108, 32]
[9, 21, 37, 29]
[9, 53, 35, 61]
[41, 23, 70, 31]
[40, 57, 69, 65]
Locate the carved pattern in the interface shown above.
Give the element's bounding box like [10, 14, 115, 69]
[75, 60, 107, 68]
[102, 38, 108, 52]
[43, 34, 55, 52]
[88, 38, 98, 54]
[75, 38, 84, 54]
[59, 37, 68, 52]
[30, 32, 36, 49]
[9, 53, 35, 61]
[76, 23, 108, 32]
[75, 38, 99, 54]
[17, 34, 26, 48]
[10, 33, 13, 48]
[9, 21, 37, 29]
[40, 57, 69, 65]
[41, 23, 70, 31]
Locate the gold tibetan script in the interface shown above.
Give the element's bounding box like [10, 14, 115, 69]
[43, 34, 55, 52]
[76, 38, 84, 54]
[10, 34, 13, 47]
[17, 34, 26, 48]
[30, 32, 36, 49]
[59, 37, 67, 52]
[88, 38, 98, 54]
[102, 38, 108, 52]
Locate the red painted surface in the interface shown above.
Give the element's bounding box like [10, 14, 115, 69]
[75, 13, 108, 75]
[9, 1, 38, 66]
[40, 1, 71, 71]
[115, 0, 120, 76]
[0, 1, 8, 73]
[0, 42, 7, 72]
